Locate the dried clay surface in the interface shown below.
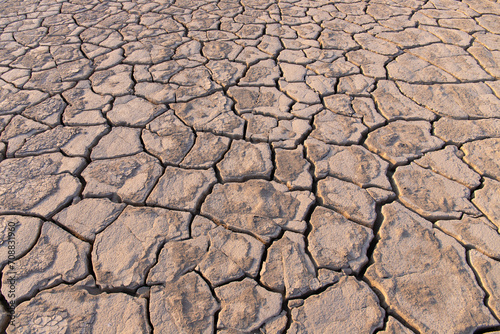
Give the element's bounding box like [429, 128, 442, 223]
[0, 0, 500, 333]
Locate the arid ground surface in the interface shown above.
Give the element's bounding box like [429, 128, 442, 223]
[0, 0, 500, 332]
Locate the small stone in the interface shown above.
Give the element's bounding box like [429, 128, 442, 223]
[215, 278, 282, 332]
[2, 222, 89, 304]
[415, 145, 481, 189]
[216, 140, 273, 182]
[473, 178, 500, 230]
[317, 177, 377, 227]
[310, 109, 367, 145]
[147, 167, 217, 212]
[107, 95, 166, 127]
[180, 132, 231, 168]
[288, 276, 384, 334]
[82, 152, 162, 204]
[172, 92, 245, 139]
[52, 198, 125, 241]
[91, 127, 142, 160]
[90, 64, 134, 96]
[150, 272, 219, 334]
[8, 281, 150, 333]
[469, 250, 500, 319]
[433, 118, 500, 144]
[141, 110, 194, 164]
[436, 215, 500, 259]
[397, 81, 500, 119]
[309, 206, 373, 273]
[201, 180, 314, 243]
[274, 146, 312, 190]
[462, 138, 500, 181]
[394, 163, 480, 220]
[372, 80, 436, 121]
[0, 215, 43, 267]
[92, 206, 190, 289]
[21, 95, 66, 127]
[365, 120, 444, 165]
[0, 153, 84, 217]
[198, 226, 265, 286]
[260, 231, 336, 298]
[366, 202, 496, 334]
[305, 138, 391, 189]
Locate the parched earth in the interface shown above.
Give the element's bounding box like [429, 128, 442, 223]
[0, 0, 500, 332]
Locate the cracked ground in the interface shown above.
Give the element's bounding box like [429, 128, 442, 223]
[0, 0, 500, 332]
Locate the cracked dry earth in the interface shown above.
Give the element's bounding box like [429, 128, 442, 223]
[1, 0, 500, 333]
